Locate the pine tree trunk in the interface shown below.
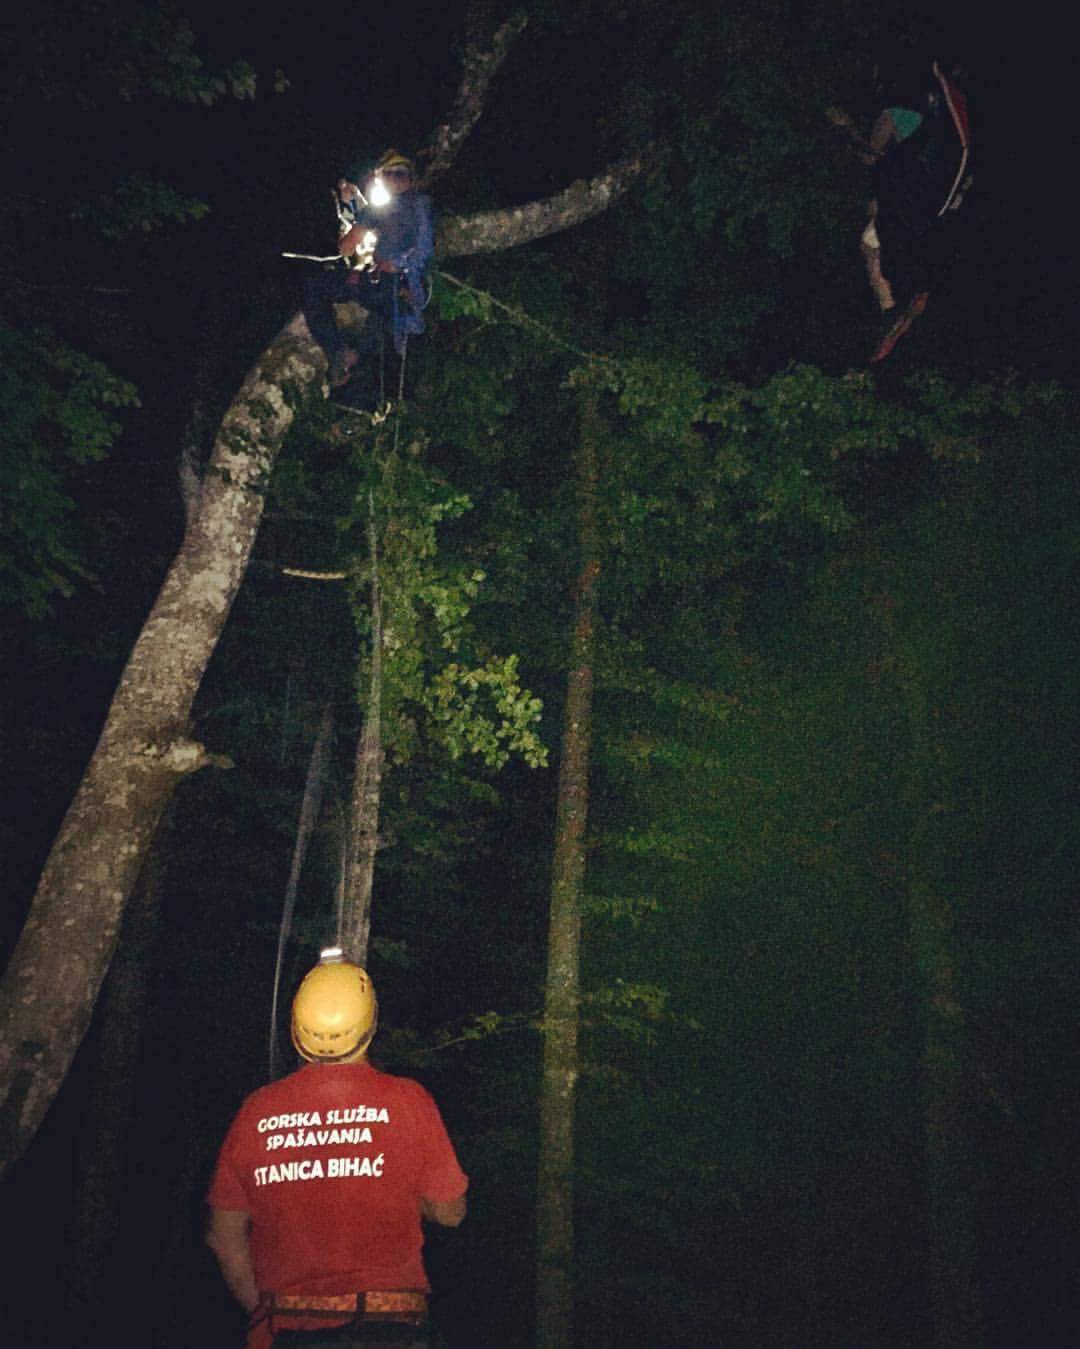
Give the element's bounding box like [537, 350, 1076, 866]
[0, 314, 324, 1178]
[536, 391, 601, 1349]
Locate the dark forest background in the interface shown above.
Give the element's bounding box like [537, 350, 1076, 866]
[2, 1, 1077, 1345]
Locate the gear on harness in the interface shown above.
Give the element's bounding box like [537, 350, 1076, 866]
[264, 1289, 430, 1343]
[334, 182, 381, 271]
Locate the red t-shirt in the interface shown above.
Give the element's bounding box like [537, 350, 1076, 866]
[208, 1059, 467, 1338]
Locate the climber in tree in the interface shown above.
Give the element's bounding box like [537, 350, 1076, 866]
[864, 59, 972, 362]
[302, 149, 434, 403]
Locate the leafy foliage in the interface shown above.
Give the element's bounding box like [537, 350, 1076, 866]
[6, 4, 262, 109]
[0, 326, 138, 616]
[334, 423, 548, 771]
[72, 177, 211, 238]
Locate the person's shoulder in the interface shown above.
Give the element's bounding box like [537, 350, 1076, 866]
[367, 1064, 436, 1103]
[366, 1062, 422, 1088]
[236, 1064, 311, 1111]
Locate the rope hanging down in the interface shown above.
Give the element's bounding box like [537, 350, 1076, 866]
[269, 703, 335, 1079]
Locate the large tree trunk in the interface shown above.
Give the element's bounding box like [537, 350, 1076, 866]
[0, 314, 324, 1177]
[536, 391, 601, 1349]
[71, 805, 172, 1319]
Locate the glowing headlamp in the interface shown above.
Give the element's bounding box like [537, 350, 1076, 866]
[369, 175, 392, 208]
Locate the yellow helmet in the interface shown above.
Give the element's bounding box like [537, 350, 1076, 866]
[291, 951, 377, 1064]
[375, 147, 413, 176]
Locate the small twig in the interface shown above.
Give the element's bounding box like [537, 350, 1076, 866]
[280, 567, 348, 581]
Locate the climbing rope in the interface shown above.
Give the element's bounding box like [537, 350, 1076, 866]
[269, 703, 335, 1079]
[437, 269, 612, 366]
[393, 337, 408, 452]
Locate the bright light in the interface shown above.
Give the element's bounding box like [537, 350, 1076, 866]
[369, 176, 391, 208]
[363, 230, 377, 250]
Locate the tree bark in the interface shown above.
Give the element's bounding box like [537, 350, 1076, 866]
[417, 10, 529, 188]
[340, 507, 384, 966]
[71, 805, 172, 1313]
[536, 391, 601, 1349]
[437, 154, 645, 258]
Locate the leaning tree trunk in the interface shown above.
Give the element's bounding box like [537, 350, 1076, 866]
[71, 804, 172, 1320]
[0, 315, 324, 1177]
[536, 391, 601, 1349]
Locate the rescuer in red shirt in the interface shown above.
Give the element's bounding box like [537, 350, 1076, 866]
[206, 950, 468, 1348]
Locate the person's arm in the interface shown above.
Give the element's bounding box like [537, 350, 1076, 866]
[206, 1207, 260, 1314]
[422, 1192, 467, 1227]
[412, 1079, 468, 1228]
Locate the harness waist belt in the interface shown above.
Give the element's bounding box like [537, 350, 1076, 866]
[272, 1291, 428, 1323]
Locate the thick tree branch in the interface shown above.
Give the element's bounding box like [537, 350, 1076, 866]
[436, 152, 646, 256]
[415, 10, 528, 189]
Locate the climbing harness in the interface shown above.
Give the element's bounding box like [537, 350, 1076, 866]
[255, 1289, 429, 1344]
